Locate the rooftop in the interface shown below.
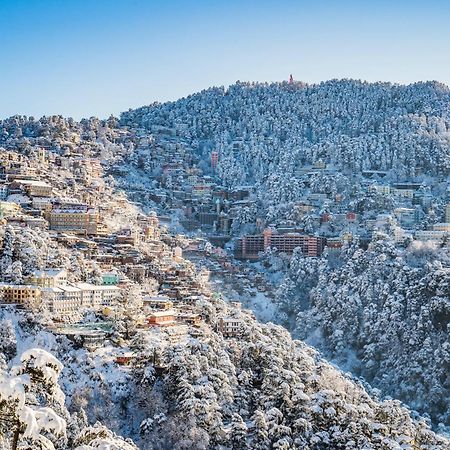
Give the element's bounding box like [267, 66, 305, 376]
[148, 309, 176, 317]
[31, 268, 66, 277]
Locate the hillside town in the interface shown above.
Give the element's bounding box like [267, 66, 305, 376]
[0, 143, 252, 359]
[3, 0, 450, 446]
[1, 118, 449, 320]
[110, 124, 449, 263]
[0, 80, 450, 449]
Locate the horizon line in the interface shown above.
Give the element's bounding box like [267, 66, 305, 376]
[1, 77, 448, 122]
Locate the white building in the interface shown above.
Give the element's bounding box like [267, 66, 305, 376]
[415, 230, 448, 242]
[217, 317, 244, 337]
[42, 285, 83, 316]
[32, 197, 53, 211]
[393, 226, 412, 243]
[393, 188, 414, 199]
[42, 282, 121, 316]
[27, 269, 67, 288]
[74, 282, 121, 307]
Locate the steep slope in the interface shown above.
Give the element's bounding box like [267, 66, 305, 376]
[1, 83, 450, 447]
[276, 236, 450, 428]
[116, 79, 450, 432]
[2, 301, 450, 450]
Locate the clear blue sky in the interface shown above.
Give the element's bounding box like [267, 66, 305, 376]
[1, 0, 449, 119]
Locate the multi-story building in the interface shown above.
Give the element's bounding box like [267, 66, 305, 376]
[74, 283, 121, 307]
[46, 204, 100, 235]
[147, 309, 176, 326]
[211, 151, 219, 170]
[32, 197, 53, 211]
[0, 284, 42, 307]
[191, 183, 213, 200]
[177, 312, 202, 327]
[43, 285, 83, 315]
[446, 204, 450, 223]
[217, 317, 243, 337]
[42, 282, 120, 315]
[325, 237, 343, 250]
[369, 184, 391, 195]
[102, 272, 119, 285]
[235, 228, 327, 259]
[433, 223, 450, 232]
[0, 184, 8, 200]
[143, 211, 161, 240]
[26, 269, 67, 288]
[393, 208, 417, 228]
[392, 226, 413, 243]
[73, 283, 102, 307]
[12, 179, 53, 197]
[393, 188, 414, 199]
[393, 182, 423, 191]
[197, 212, 218, 227]
[236, 233, 264, 259]
[415, 230, 448, 242]
[143, 296, 174, 311]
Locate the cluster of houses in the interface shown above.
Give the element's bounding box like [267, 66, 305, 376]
[232, 173, 450, 259]
[2, 125, 447, 362]
[367, 182, 450, 244]
[0, 149, 108, 235]
[0, 145, 247, 353]
[121, 133, 449, 260]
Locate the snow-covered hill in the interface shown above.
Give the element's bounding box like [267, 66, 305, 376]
[1, 79, 450, 448]
[121, 79, 450, 181]
[2, 300, 449, 449]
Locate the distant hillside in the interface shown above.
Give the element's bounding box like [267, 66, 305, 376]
[121, 79, 450, 182]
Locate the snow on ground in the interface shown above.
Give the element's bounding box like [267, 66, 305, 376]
[241, 290, 278, 323]
[210, 278, 278, 324]
[0, 307, 132, 431]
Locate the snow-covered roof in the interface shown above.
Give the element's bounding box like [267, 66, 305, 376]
[40, 287, 64, 293]
[31, 268, 66, 278]
[58, 285, 81, 293]
[143, 295, 171, 302]
[74, 282, 120, 292]
[0, 283, 41, 289]
[148, 309, 176, 317]
[219, 317, 243, 323]
[15, 179, 52, 188]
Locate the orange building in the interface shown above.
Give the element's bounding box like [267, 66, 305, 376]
[235, 228, 327, 259]
[147, 309, 176, 326]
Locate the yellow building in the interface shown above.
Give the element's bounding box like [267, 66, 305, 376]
[341, 231, 353, 243]
[369, 184, 391, 195]
[46, 207, 100, 235]
[0, 284, 42, 307]
[433, 223, 450, 232]
[0, 201, 21, 217]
